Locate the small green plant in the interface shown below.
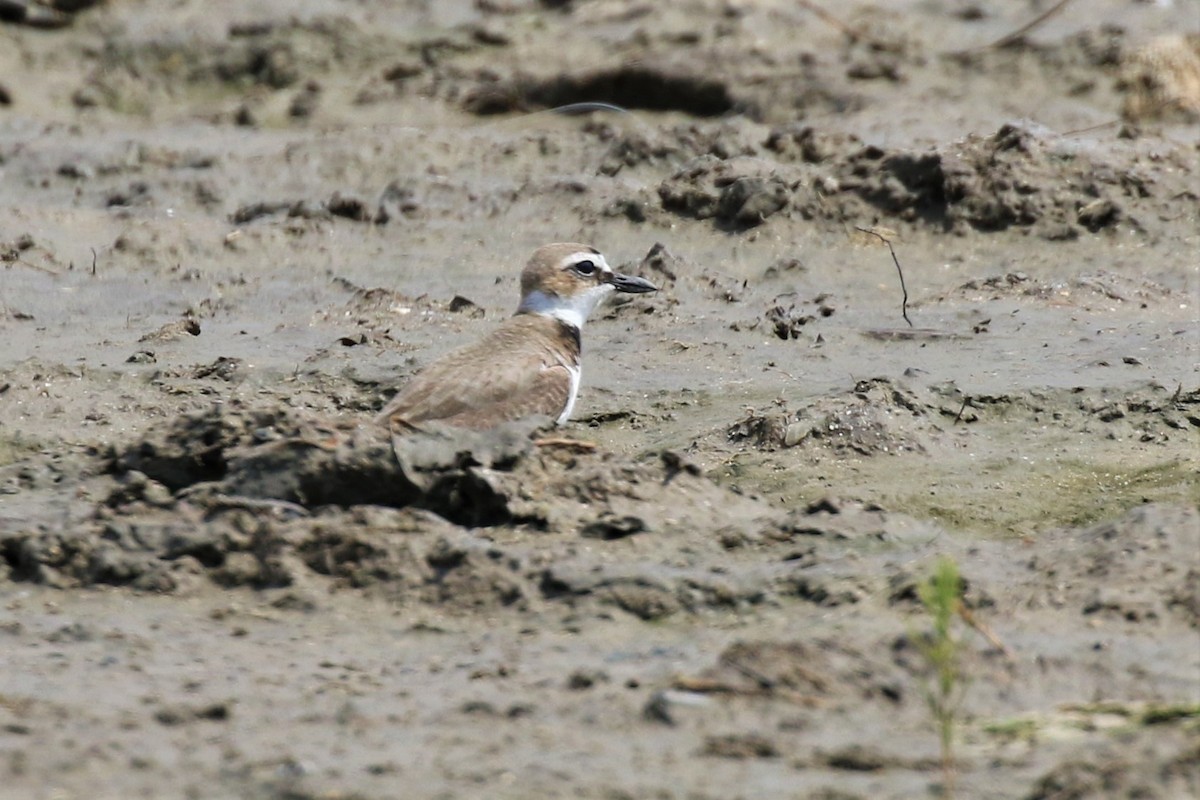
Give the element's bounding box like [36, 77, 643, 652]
[915, 556, 968, 797]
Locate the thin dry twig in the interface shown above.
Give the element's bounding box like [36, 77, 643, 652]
[5, 258, 58, 275]
[719, 655, 782, 691]
[765, 364, 802, 382]
[1056, 118, 1123, 137]
[796, 0, 866, 43]
[1056, 96, 1188, 138]
[952, 397, 971, 424]
[986, 0, 1076, 50]
[957, 602, 1015, 661]
[855, 226, 913, 327]
[534, 437, 597, 452]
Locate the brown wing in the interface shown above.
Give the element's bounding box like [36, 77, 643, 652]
[425, 361, 573, 430]
[378, 317, 575, 431]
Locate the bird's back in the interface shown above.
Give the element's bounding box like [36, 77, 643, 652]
[377, 313, 581, 431]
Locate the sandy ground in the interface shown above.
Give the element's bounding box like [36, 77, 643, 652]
[1, 1, 1198, 798]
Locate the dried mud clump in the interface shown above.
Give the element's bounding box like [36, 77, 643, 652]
[730, 378, 936, 455]
[930, 268, 1182, 312]
[655, 123, 1164, 237]
[110, 405, 546, 521]
[752, 292, 835, 340]
[681, 638, 905, 704]
[1025, 734, 1200, 800]
[3, 403, 782, 609]
[658, 156, 796, 229]
[594, 120, 762, 178]
[842, 124, 1129, 233]
[70, 16, 387, 115]
[764, 125, 862, 165]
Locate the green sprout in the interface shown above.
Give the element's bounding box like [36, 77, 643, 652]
[916, 556, 968, 797]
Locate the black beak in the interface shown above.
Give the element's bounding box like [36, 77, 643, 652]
[606, 271, 657, 294]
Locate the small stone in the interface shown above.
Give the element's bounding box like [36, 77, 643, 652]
[141, 481, 173, 507]
[701, 732, 779, 759]
[233, 104, 257, 127]
[71, 84, 102, 108]
[1078, 198, 1120, 231]
[57, 162, 94, 180]
[783, 421, 807, 447]
[717, 176, 789, 226]
[581, 514, 647, 540]
[448, 295, 483, 317]
[214, 552, 261, 587]
[126, 350, 156, 364]
[326, 192, 371, 222]
[566, 669, 609, 690]
[288, 80, 321, 119]
[375, 180, 420, 224]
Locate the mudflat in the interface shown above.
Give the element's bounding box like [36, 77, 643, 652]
[1, 2, 1197, 798]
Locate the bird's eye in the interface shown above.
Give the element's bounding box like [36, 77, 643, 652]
[573, 260, 597, 275]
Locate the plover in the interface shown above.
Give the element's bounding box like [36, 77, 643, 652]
[377, 243, 657, 431]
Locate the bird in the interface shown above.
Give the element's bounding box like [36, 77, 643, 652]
[376, 243, 657, 432]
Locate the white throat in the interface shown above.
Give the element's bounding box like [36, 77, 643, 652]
[517, 284, 614, 329]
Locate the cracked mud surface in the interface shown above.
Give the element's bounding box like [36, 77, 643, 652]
[1, 2, 1198, 799]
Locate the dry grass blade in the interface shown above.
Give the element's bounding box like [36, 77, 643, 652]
[854, 226, 913, 327]
[533, 437, 597, 452]
[986, 0, 1076, 50]
[957, 602, 1015, 661]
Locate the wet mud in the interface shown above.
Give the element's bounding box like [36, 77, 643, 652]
[1, 2, 1198, 799]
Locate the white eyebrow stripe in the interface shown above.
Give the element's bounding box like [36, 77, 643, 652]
[562, 252, 609, 271]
